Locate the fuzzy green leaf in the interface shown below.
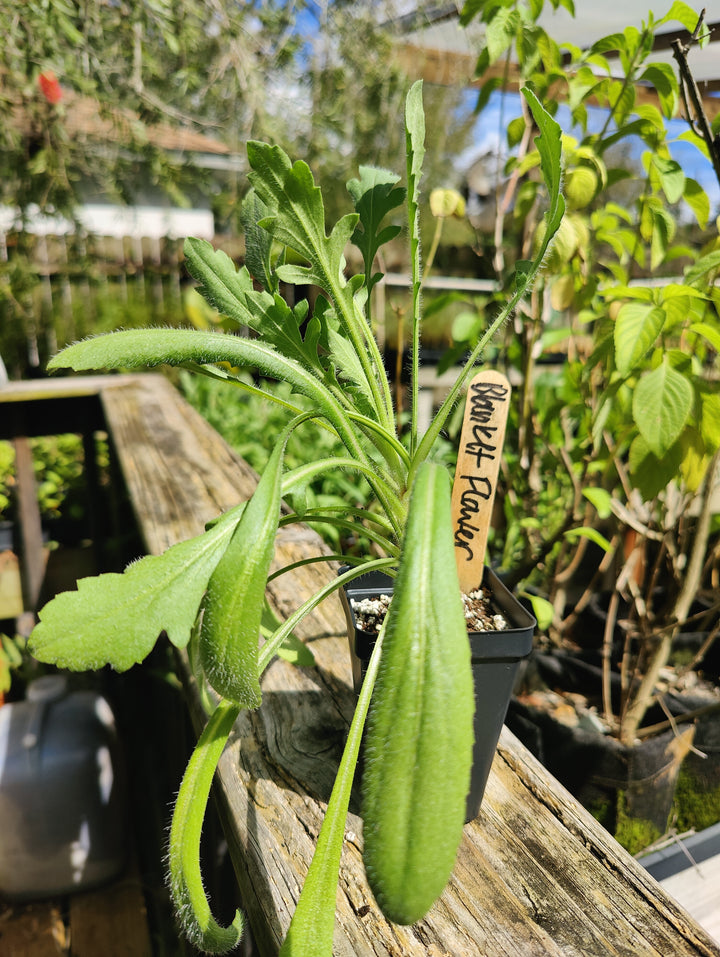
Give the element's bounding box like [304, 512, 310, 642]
[28, 505, 244, 672]
[200, 439, 285, 706]
[363, 462, 473, 926]
[523, 87, 566, 264]
[241, 189, 277, 293]
[247, 141, 358, 295]
[183, 237, 257, 328]
[169, 700, 245, 954]
[47, 327, 354, 439]
[184, 239, 325, 374]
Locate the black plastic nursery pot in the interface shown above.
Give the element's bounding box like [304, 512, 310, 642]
[505, 651, 703, 846]
[339, 565, 536, 822]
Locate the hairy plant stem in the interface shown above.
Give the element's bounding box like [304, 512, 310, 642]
[168, 699, 244, 954]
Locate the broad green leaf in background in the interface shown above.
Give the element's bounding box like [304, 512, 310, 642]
[658, 0, 706, 34]
[629, 433, 685, 499]
[679, 427, 710, 492]
[523, 592, 555, 631]
[632, 359, 693, 458]
[28, 504, 245, 672]
[614, 302, 666, 375]
[564, 166, 598, 209]
[641, 65, 678, 119]
[700, 392, 720, 449]
[682, 178, 710, 228]
[685, 250, 720, 286]
[648, 153, 685, 202]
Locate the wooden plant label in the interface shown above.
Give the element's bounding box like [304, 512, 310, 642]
[450, 370, 511, 594]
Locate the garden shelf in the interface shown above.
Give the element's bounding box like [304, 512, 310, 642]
[1, 373, 718, 957]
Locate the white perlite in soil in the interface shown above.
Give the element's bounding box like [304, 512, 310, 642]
[351, 588, 508, 635]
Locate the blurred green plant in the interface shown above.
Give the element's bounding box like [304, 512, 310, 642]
[461, 0, 720, 744]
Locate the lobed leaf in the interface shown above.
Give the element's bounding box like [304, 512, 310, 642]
[347, 166, 405, 297]
[247, 140, 358, 295]
[29, 505, 245, 672]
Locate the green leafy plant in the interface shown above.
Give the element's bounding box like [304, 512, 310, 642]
[28, 82, 564, 954]
[460, 0, 720, 754]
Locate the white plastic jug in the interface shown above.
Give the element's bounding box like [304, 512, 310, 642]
[0, 675, 127, 898]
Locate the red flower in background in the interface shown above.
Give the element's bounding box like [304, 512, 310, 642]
[38, 71, 62, 105]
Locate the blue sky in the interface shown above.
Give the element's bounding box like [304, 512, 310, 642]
[463, 88, 720, 220]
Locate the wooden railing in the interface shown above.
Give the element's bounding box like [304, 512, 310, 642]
[2, 373, 719, 957]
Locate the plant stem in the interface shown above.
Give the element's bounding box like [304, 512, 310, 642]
[168, 698, 244, 954]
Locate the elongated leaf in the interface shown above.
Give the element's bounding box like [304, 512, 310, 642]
[278, 572, 384, 957]
[633, 360, 693, 457]
[169, 700, 245, 954]
[28, 504, 245, 671]
[47, 327, 358, 445]
[523, 87, 566, 264]
[363, 462, 473, 925]
[200, 439, 285, 706]
[582, 487, 613, 519]
[565, 526, 613, 552]
[406, 79, 426, 450]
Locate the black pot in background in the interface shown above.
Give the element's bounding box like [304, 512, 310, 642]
[339, 565, 535, 822]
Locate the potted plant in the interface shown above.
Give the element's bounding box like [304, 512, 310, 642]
[27, 82, 564, 954]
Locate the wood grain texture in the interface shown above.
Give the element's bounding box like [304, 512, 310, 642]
[8, 374, 716, 957]
[68, 859, 153, 957]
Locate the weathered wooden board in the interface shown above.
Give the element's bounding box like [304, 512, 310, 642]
[0, 900, 67, 956]
[3, 373, 719, 957]
[68, 857, 153, 957]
